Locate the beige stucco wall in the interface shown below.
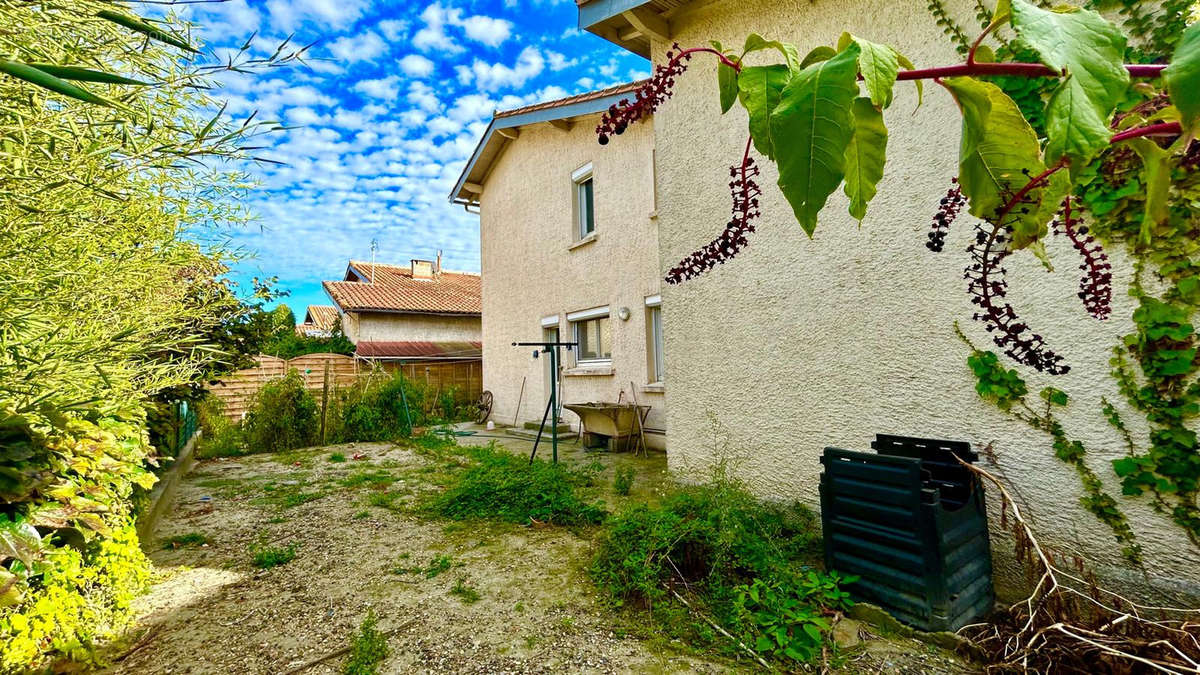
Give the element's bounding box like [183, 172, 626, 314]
[650, 0, 1200, 601]
[477, 115, 666, 446]
[341, 310, 481, 344]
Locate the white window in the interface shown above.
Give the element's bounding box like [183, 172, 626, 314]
[572, 163, 595, 239]
[567, 305, 610, 364]
[646, 295, 663, 383]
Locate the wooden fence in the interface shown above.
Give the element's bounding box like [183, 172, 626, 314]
[208, 354, 482, 420]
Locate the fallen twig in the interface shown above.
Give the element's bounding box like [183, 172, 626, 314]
[114, 623, 162, 662]
[664, 585, 771, 670]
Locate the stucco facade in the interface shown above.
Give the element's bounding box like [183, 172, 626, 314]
[633, 0, 1199, 600]
[341, 310, 480, 345]
[474, 111, 666, 446]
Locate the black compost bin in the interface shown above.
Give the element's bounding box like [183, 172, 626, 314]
[819, 434, 994, 632]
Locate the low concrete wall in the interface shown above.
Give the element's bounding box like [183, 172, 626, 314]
[136, 430, 199, 542]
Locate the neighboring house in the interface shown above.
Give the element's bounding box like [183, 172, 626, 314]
[451, 83, 666, 449]
[295, 304, 339, 337]
[561, 1, 1197, 599]
[322, 257, 482, 365]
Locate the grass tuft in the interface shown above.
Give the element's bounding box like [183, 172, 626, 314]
[449, 577, 480, 604]
[161, 532, 207, 549]
[251, 542, 297, 569]
[343, 610, 388, 675]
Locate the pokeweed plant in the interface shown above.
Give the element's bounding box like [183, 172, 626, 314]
[598, 1, 1200, 549]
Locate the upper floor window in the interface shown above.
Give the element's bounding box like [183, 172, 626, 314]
[572, 163, 594, 239]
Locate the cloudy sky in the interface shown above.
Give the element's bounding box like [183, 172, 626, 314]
[177, 0, 647, 314]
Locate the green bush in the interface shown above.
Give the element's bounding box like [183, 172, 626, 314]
[195, 395, 244, 459]
[429, 447, 606, 525]
[329, 371, 473, 443]
[241, 370, 318, 454]
[250, 542, 297, 569]
[589, 471, 846, 663]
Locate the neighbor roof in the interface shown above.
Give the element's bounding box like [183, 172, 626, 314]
[323, 261, 481, 315]
[449, 80, 648, 206]
[304, 305, 339, 331]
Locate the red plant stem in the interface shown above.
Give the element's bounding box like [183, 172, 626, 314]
[677, 46, 742, 72]
[1110, 121, 1183, 143]
[897, 62, 1164, 80]
[995, 158, 1069, 225]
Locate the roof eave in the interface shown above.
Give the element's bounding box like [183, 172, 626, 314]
[448, 87, 647, 205]
[578, 0, 675, 58]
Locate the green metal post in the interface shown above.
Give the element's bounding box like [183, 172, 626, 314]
[550, 345, 558, 464]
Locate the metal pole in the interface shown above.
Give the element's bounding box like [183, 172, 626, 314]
[529, 394, 553, 464]
[550, 346, 559, 464]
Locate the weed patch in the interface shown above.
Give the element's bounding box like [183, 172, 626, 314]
[428, 446, 606, 526]
[590, 470, 848, 665]
[613, 466, 635, 496]
[339, 469, 395, 489]
[343, 610, 388, 675]
[450, 578, 480, 604]
[251, 541, 297, 569]
[161, 532, 207, 549]
[392, 554, 454, 578]
[329, 452, 347, 462]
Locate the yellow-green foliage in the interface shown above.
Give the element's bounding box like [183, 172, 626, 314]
[0, 2, 294, 671]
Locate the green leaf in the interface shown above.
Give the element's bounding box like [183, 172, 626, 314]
[844, 97, 888, 222]
[838, 33, 899, 109]
[1164, 21, 1200, 136]
[718, 57, 740, 114]
[769, 44, 862, 237]
[1011, 0, 1129, 171]
[0, 59, 114, 107]
[27, 64, 147, 86]
[737, 64, 790, 159]
[1126, 137, 1170, 244]
[755, 635, 773, 652]
[894, 51, 923, 108]
[96, 10, 201, 54]
[742, 33, 801, 71]
[941, 76, 1049, 249]
[1112, 457, 1139, 477]
[800, 45, 836, 69]
[986, 0, 1013, 33]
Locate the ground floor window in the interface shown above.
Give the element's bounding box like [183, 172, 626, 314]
[567, 306, 610, 364]
[646, 295, 663, 383]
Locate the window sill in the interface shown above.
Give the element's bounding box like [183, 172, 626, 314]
[641, 383, 665, 394]
[565, 364, 614, 377]
[568, 234, 597, 251]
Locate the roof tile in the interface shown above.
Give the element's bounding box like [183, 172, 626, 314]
[324, 260, 481, 315]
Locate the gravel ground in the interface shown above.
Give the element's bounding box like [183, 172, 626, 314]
[101, 433, 978, 674]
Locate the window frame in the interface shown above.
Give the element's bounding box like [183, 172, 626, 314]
[645, 295, 664, 384]
[572, 163, 595, 240]
[567, 305, 611, 365]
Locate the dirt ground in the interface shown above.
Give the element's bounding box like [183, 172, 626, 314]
[102, 426, 978, 674]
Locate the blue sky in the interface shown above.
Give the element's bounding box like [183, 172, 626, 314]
[176, 0, 647, 316]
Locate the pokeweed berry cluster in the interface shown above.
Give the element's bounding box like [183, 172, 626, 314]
[665, 148, 761, 284]
[927, 179, 965, 253]
[1054, 196, 1113, 320]
[965, 221, 1070, 375]
[596, 43, 689, 146]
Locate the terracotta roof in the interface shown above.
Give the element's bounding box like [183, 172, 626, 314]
[304, 305, 339, 331]
[295, 322, 316, 336]
[494, 79, 647, 119]
[355, 341, 482, 359]
[323, 260, 481, 315]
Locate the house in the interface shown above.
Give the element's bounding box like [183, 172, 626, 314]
[451, 83, 666, 449]
[295, 304, 339, 337]
[321, 257, 483, 398]
[562, 1, 1197, 599]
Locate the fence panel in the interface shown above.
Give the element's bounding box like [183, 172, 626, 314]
[208, 354, 481, 419]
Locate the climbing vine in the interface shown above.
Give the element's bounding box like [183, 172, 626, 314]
[596, 0, 1200, 550]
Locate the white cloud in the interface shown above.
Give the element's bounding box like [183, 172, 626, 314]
[546, 50, 575, 71]
[266, 0, 370, 32]
[455, 46, 544, 92]
[407, 81, 441, 113]
[399, 54, 436, 78]
[377, 19, 409, 41]
[328, 31, 387, 63]
[413, 3, 462, 53]
[458, 15, 512, 47]
[353, 76, 402, 100]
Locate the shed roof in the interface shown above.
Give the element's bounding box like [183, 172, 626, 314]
[304, 305, 339, 331]
[355, 340, 482, 360]
[323, 261, 481, 315]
